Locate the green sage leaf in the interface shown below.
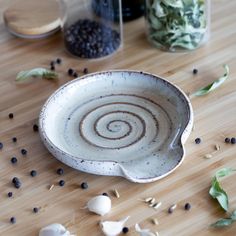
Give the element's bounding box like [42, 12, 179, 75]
[211, 218, 233, 228]
[16, 68, 58, 82]
[209, 177, 228, 211]
[230, 209, 236, 221]
[215, 168, 236, 178]
[209, 168, 236, 212]
[190, 64, 229, 98]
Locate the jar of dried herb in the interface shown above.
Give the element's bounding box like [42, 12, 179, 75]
[145, 0, 210, 52]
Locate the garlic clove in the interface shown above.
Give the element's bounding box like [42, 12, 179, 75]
[87, 195, 111, 216]
[135, 223, 156, 236]
[39, 223, 72, 236]
[100, 216, 130, 236]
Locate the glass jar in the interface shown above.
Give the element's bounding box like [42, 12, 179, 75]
[145, 0, 210, 52]
[60, 0, 123, 59]
[92, 0, 145, 22]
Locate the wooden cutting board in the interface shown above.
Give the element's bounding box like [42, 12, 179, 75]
[3, 0, 61, 38]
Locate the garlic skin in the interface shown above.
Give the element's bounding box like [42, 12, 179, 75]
[135, 224, 156, 236]
[100, 216, 130, 236]
[39, 223, 73, 236]
[87, 195, 111, 216]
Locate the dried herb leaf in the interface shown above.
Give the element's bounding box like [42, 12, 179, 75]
[209, 168, 236, 212]
[16, 68, 58, 82]
[190, 64, 229, 98]
[211, 209, 236, 227]
[215, 168, 236, 178]
[211, 218, 233, 228]
[231, 210, 236, 221]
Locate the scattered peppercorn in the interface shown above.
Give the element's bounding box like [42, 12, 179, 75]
[30, 170, 37, 177]
[21, 149, 27, 155]
[122, 227, 129, 234]
[9, 113, 14, 119]
[83, 68, 88, 74]
[73, 72, 78, 78]
[11, 157, 18, 164]
[56, 168, 64, 175]
[193, 68, 198, 75]
[81, 182, 88, 189]
[184, 203, 191, 211]
[12, 177, 21, 189]
[33, 124, 38, 132]
[225, 137, 230, 143]
[14, 181, 21, 189]
[231, 137, 236, 144]
[59, 180, 65, 187]
[12, 177, 19, 184]
[50, 61, 55, 67]
[56, 58, 62, 64]
[68, 68, 74, 76]
[168, 207, 174, 214]
[102, 192, 108, 196]
[12, 137, 17, 143]
[0, 142, 3, 149]
[51, 65, 55, 71]
[10, 217, 16, 224]
[195, 138, 201, 144]
[33, 207, 39, 213]
[7, 192, 13, 198]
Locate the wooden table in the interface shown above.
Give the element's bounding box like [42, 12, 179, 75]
[0, 1, 236, 235]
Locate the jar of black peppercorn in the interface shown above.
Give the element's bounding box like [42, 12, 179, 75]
[60, 0, 123, 59]
[92, 0, 145, 22]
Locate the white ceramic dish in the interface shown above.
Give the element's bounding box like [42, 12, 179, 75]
[39, 71, 193, 183]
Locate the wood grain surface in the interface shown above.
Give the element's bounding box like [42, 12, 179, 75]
[0, 0, 236, 235]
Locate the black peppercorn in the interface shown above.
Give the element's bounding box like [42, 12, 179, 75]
[57, 168, 64, 175]
[225, 137, 230, 143]
[184, 203, 191, 211]
[12, 177, 21, 189]
[33, 124, 38, 132]
[33, 207, 39, 213]
[122, 227, 129, 234]
[56, 58, 62, 64]
[81, 182, 88, 189]
[0, 142, 3, 149]
[21, 149, 27, 155]
[59, 180, 65, 187]
[73, 72, 78, 78]
[10, 217, 16, 224]
[30, 170, 37, 177]
[195, 138, 201, 144]
[102, 192, 108, 196]
[50, 61, 55, 67]
[168, 207, 173, 214]
[12, 177, 19, 184]
[68, 68, 74, 76]
[83, 68, 88, 74]
[51, 65, 55, 71]
[193, 68, 198, 75]
[8, 192, 13, 198]
[11, 157, 18, 164]
[12, 137, 17, 143]
[14, 181, 21, 189]
[64, 19, 121, 59]
[231, 137, 236, 144]
[9, 113, 14, 119]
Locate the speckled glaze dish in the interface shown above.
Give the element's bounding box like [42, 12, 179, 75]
[39, 71, 193, 183]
